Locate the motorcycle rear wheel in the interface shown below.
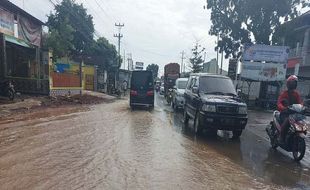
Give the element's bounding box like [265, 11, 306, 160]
[292, 136, 306, 162]
[8, 89, 14, 101]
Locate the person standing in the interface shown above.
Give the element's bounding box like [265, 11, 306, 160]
[122, 80, 128, 96]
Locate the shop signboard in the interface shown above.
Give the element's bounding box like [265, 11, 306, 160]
[0, 8, 14, 36]
[243, 44, 289, 63]
[135, 62, 144, 70]
[241, 61, 286, 81]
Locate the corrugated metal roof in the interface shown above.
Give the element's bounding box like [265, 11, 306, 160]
[1, 0, 44, 25]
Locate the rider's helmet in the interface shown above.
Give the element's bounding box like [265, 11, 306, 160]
[286, 75, 298, 90]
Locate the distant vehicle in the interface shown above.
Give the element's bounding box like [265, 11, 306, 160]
[183, 73, 248, 138]
[164, 63, 180, 104]
[160, 83, 165, 95]
[266, 104, 308, 161]
[172, 78, 188, 110]
[155, 80, 161, 92]
[130, 71, 154, 109]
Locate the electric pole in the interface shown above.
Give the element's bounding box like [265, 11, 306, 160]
[216, 34, 219, 74]
[181, 51, 185, 73]
[220, 50, 224, 75]
[114, 23, 124, 89]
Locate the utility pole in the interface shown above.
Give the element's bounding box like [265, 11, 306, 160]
[127, 53, 132, 71]
[181, 51, 185, 73]
[216, 34, 219, 74]
[220, 50, 224, 75]
[123, 49, 126, 70]
[114, 23, 124, 89]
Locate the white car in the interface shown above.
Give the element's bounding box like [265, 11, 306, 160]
[172, 78, 188, 110]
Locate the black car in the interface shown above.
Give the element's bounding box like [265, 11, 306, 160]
[183, 73, 248, 138]
[130, 71, 154, 109]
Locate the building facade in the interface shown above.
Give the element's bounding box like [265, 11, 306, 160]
[0, 1, 48, 94]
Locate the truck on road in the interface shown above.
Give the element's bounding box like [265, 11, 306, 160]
[164, 63, 180, 104]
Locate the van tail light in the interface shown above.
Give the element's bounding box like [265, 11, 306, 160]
[147, 90, 154, 96]
[130, 90, 138, 96]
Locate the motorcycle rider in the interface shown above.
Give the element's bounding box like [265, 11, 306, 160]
[277, 75, 303, 143]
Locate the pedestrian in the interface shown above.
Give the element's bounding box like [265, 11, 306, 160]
[122, 80, 128, 96]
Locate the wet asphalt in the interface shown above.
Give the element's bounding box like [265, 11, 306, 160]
[0, 93, 309, 189]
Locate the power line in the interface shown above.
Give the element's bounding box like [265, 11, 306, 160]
[93, 0, 116, 21]
[81, 0, 114, 36]
[121, 40, 171, 57]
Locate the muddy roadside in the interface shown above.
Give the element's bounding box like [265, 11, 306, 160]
[0, 92, 116, 125]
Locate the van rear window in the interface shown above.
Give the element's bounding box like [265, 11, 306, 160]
[131, 72, 153, 89]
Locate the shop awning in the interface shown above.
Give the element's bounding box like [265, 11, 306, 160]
[4, 34, 31, 48]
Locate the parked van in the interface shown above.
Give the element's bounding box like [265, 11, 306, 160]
[130, 71, 154, 109]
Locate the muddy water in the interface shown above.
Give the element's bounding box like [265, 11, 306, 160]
[0, 100, 284, 189]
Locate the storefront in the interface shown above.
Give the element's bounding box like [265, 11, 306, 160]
[0, 1, 47, 94]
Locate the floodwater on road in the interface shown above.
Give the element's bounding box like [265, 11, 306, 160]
[0, 94, 309, 189]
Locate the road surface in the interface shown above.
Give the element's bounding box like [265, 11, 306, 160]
[0, 93, 310, 189]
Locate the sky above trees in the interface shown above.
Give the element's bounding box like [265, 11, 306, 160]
[10, 0, 219, 75]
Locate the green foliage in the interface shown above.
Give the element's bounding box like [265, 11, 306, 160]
[47, 0, 94, 57]
[87, 37, 120, 69]
[47, 17, 74, 58]
[189, 43, 205, 73]
[205, 0, 310, 58]
[146, 64, 159, 79]
[46, 0, 119, 70]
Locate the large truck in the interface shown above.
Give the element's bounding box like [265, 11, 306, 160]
[164, 63, 180, 103]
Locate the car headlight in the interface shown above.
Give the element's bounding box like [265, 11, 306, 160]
[239, 106, 247, 114]
[202, 104, 216, 112]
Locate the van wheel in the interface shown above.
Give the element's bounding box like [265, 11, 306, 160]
[130, 105, 135, 110]
[232, 130, 243, 139]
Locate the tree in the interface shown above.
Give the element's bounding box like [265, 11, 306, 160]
[47, 17, 74, 58]
[146, 64, 159, 79]
[205, 0, 310, 58]
[87, 37, 120, 69]
[189, 43, 205, 73]
[47, 0, 95, 58]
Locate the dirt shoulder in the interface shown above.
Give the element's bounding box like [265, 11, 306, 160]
[0, 92, 116, 125]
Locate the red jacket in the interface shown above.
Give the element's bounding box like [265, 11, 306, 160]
[277, 90, 303, 112]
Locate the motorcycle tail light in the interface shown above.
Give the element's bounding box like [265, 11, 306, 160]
[130, 90, 138, 96]
[147, 90, 154, 96]
[293, 121, 307, 132]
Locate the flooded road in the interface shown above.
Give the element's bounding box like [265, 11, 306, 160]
[0, 94, 310, 189]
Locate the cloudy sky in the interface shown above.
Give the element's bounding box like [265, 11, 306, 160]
[10, 0, 226, 75]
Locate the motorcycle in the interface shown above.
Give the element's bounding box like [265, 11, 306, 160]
[155, 85, 160, 93]
[266, 104, 309, 161]
[166, 88, 173, 105]
[0, 80, 15, 100]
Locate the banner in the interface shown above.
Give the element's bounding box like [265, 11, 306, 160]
[243, 44, 289, 63]
[18, 16, 41, 47]
[241, 61, 287, 81]
[0, 8, 14, 36]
